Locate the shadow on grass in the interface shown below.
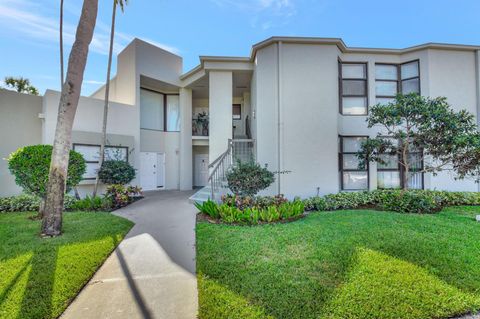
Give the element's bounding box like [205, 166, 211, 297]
[17, 246, 58, 319]
[196, 210, 480, 319]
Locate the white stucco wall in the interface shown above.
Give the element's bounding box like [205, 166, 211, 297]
[0, 89, 43, 197]
[209, 71, 233, 161]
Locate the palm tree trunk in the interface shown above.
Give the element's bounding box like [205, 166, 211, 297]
[41, 0, 99, 237]
[93, 0, 117, 197]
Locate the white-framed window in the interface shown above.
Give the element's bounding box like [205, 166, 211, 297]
[339, 136, 369, 190]
[73, 144, 128, 180]
[339, 62, 368, 115]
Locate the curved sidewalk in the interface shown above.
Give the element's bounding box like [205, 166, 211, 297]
[61, 190, 198, 319]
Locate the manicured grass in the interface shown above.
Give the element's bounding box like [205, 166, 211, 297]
[0, 212, 133, 319]
[196, 206, 480, 319]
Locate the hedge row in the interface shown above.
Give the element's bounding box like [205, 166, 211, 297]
[303, 190, 480, 214]
[0, 185, 143, 213]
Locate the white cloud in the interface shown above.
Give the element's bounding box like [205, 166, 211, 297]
[84, 80, 105, 85]
[210, 0, 297, 30]
[0, 0, 180, 56]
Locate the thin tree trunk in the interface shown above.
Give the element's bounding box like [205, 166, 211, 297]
[42, 0, 99, 237]
[93, 0, 117, 197]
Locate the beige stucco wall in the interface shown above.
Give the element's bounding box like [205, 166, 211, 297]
[0, 89, 43, 197]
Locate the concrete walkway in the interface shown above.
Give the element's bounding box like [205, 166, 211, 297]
[61, 190, 198, 319]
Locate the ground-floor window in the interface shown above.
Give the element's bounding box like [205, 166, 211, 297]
[377, 143, 423, 189]
[73, 143, 128, 180]
[339, 136, 369, 190]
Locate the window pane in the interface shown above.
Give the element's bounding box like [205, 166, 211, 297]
[378, 154, 398, 169]
[376, 97, 395, 105]
[375, 81, 397, 96]
[401, 61, 419, 79]
[377, 171, 400, 189]
[408, 172, 423, 189]
[342, 154, 364, 170]
[140, 89, 164, 130]
[74, 145, 100, 162]
[343, 171, 368, 190]
[84, 163, 100, 179]
[342, 137, 367, 152]
[376, 65, 397, 80]
[342, 64, 366, 79]
[233, 104, 241, 120]
[105, 147, 127, 161]
[342, 97, 367, 115]
[401, 78, 420, 94]
[166, 95, 180, 131]
[408, 152, 422, 170]
[342, 80, 366, 96]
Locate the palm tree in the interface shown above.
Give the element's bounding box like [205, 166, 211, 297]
[93, 0, 128, 197]
[42, 0, 99, 237]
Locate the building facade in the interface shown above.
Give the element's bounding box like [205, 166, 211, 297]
[1, 36, 480, 199]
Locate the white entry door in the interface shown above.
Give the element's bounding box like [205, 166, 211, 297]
[140, 152, 157, 191]
[194, 154, 209, 187]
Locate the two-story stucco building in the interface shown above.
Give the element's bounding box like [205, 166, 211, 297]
[1, 36, 480, 200]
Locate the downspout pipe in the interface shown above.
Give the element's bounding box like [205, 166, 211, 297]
[475, 50, 480, 191]
[277, 41, 283, 195]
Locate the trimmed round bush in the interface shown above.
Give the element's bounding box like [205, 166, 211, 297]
[226, 161, 275, 197]
[98, 160, 136, 185]
[7, 145, 86, 198]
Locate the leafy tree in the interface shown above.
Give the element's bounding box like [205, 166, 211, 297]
[4, 77, 39, 95]
[226, 161, 275, 196]
[42, 0, 99, 236]
[7, 145, 86, 216]
[94, 0, 129, 197]
[358, 93, 480, 189]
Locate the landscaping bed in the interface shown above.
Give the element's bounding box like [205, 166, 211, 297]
[0, 211, 133, 319]
[196, 206, 480, 319]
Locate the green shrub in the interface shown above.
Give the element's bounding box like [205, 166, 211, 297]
[195, 198, 305, 225]
[0, 194, 77, 212]
[303, 190, 479, 214]
[69, 195, 111, 212]
[98, 160, 136, 185]
[104, 184, 142, 209]
[221, 194, 288, 210]
[226, 161, 275, 197]
[7, 145, 86, 198]
[195, 199, 220, 219]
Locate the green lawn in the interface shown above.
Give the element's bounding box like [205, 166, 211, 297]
[0, 212, 133, 319]
[196, 206, 480, 319]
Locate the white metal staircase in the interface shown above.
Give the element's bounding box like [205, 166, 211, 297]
[189, 139, 255, 203]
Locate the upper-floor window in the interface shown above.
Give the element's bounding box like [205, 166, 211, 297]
[339, 136, 369, 190]
[232, 104, 241, 120]
[339, 62, 368, 115]
[375, 60, 420, 104]
[140, 88, 180, 132]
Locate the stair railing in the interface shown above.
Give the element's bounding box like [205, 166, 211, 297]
[208, 140, 233, 200]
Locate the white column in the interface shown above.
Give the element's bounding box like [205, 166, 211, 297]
[179, 88, 193, 190]
[209, 71, 233, 162]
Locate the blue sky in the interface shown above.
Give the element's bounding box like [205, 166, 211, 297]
[1, 0, 480, 96]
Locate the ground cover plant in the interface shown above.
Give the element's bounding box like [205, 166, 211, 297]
[0, 211, 133, 319]
[196, 206, 480, 319]
[195, 195, 305, 225]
